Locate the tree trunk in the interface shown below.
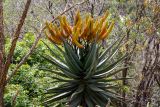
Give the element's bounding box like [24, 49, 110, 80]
[134, 73, 154, 107]
[0, 85, 4, 107]
[0, 0, 31, 106]
[0, 0, 4, 106]
[134, 37, 160, 107]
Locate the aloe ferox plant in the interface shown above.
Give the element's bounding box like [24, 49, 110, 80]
[42, 10, 128, 107]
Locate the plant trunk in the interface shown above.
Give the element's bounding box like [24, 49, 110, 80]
[0, 69, 5, 107]
[134, 37, 159, 107]
[0, 0, 4, 106]
[134, 73, 154, 107]
[81, 96, 88, 107]
[0, 83, 5, 107]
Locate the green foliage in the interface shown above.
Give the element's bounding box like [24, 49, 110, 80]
[4, 84, 30, 107]
[42, 36, 129, 107]
[10, 64, 42, 98]
[4, 32, 53, 106]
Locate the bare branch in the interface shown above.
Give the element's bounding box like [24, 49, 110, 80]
[0, 0, 4, 55]
[6, 27, 42, 83]
[11, 89, 20, 107]
[50, 0, 88, 24]
[0, 0, 4, 72]
[0, 0, 5, 105]
[4, 0, 32, 74]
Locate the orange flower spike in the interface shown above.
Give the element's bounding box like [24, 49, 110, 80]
[75, 27, 81, 39]
[80, 15, 90, 39]
[50, 36, 62, 45]
[55, 28, 62, 39]
[103, 11, 109, 21]
[98, 11, 109, 31]
[99, 21, 109, 38]
[74, 10, 81, 25]
[52, 24, 63, 43]
[62, 16, 72, 35]
[45, 22, 62, 44]
[60, 29, 68, 38]
[62, 16, 68, 25]
[90, 18, 94, 31]
[73, 20, 82, 39]
[80, 24, 88, 39]
[85, 14, 90, 23]
[66, 25, 72, 36]
[92, 20, 99, 36]
[72, 25, 77, 33]
[52, 24, 59, 35]
[45, 30, 62, 45]
[101, 20, 115, 40]
[98, 19, 105, 32]
[88, 18, 94, 41]
[76, 21, 83, 33]
[49, 23, 58, 36]
[45, 22, 56, 36]
[72, 28, 84, 48]
[84, 16, 92, 39]
[59, 16, 64, 28]
[93, 20, 99, 30]
[107, 20, 115, 34]
[59, 16, 70, 37]
[59, 17, 68, 38]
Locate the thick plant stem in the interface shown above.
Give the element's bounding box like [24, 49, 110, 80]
[81, 99, 88, 107]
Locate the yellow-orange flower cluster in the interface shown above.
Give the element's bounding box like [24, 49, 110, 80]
[45, 11, 115, 48]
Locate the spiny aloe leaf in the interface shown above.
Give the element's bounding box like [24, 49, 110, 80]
[88, 84, 104, 92]
[39, 68, 69, 78]
[44, 91, 72, 104]
[64, 41, 83, 71]
[70, 93, 82, 107]
[46, 83, 77, 94]
[50, 76, 75, 83]
[97, 46, 119, 69]
[98, 38, 119, 62]
[106, 67, 129, 77]
[63, 54, 80, 75]
[94, 54, 127, 76]
[93, 67, 129, 79]
[85, 55, 98, 79]
[84, 42, 97, 70]
[85, 93, 95, 107]
[42, 41, 65, 63]
[88, 90, 107, 107]
[42, 55, 79, 78]
[98, 35, 125, 62]
[64, 41, 83, 66]
[97, 77, 132, 82]
[52, 41, 65, 54]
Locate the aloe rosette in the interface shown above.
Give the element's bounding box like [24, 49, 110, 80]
[42, 10, 128, 107]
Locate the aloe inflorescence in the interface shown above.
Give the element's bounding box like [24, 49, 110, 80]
[45, 10, 114, 48]
[42, 10, 128, 107]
